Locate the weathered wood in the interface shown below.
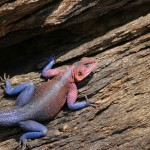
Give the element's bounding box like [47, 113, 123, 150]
[0, 0, 150, 150]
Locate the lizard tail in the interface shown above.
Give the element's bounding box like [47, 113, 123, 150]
[0, 107, 27, 126]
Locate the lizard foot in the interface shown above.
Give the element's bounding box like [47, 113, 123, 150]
[20, 137, 29, 150]
[84, 95, 98, 108]
[0, 73, 10, 89]
[47, 55, 55, 63]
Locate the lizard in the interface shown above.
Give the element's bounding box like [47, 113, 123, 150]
[0, 56, 97, 148]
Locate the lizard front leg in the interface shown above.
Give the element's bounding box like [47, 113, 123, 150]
[42, 56, 65, 78]
[5, 81, 34, 107]
[67, 83, 94, 110]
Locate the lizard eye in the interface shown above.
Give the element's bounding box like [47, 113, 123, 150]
[85, 63, 90, 68]
[78, 71, 82, 76]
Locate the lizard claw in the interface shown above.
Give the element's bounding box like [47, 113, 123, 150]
[19, 137, 29, 150]
[47, 55, 55, 63]
[0, 73, 10, 82]
[0, 73, 10, 89]
[84, 95, 98, 108]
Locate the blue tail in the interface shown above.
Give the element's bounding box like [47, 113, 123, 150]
[0, 107, 28, 126]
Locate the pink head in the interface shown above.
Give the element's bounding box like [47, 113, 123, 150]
[72, 57, 97, 82]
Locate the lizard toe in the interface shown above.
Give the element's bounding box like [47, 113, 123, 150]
[86, 99, 95, 105]
[47, 56, 55, 63]
[20, 136, 28, 150]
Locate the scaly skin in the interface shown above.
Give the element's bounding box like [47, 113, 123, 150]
[0, 56, 97, 148]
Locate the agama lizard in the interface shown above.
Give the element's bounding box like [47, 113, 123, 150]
[0, 56, 97, 148]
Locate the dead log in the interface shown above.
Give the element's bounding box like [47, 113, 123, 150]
[0, 0, 150, 150]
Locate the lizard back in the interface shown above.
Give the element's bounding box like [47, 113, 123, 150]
[26, 74, 70, 121]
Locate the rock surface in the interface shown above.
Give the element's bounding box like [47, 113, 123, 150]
[0, 0, 150, 150]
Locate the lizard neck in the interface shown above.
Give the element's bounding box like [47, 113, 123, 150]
[64, 65, 76, 83]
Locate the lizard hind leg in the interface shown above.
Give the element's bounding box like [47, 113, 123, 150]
[5, 81, 35, 107]
[16, 82, 35, 107]
[19, 120, 48, 148]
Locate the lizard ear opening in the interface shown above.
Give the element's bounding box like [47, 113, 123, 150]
[78, 71, 82, 76]
[72, 70, 83, 82]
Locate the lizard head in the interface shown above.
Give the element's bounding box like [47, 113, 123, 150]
[72, 57, 97, 82]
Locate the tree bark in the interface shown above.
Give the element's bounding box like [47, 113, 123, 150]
[0, 0, 150, 150]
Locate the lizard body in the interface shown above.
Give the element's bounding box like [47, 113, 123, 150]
[0, 57, 97, 147]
